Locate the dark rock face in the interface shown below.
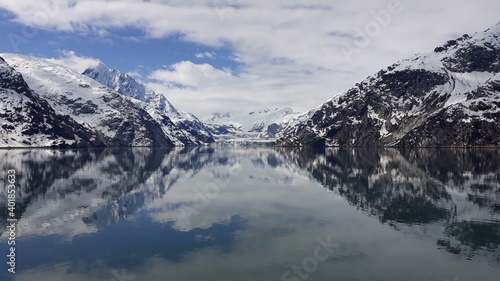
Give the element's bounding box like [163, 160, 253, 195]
[59, 96, 99, 115]
[174, 119, 216, 145]
[376, 69, 450, 99]
[444, 44, 500, 73]
[266, 123, 282, 137]
[206, 124, 233, 136]
[277, 23, 500, 147]
[96, 92, 174, 147]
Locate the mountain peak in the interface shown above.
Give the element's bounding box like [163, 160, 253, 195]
[83, 62, 180, 115]
[83, 62, 215, 145]
[484, 21, 500, 34]
[83, 63, 146, 100]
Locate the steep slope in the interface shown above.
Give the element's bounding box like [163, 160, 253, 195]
[205, 107, 297, 138]
[83, 63, 214, 145]
[277, 23, 500, 147]
[2, 54, 175, 147]
[0, 56, 105, 147]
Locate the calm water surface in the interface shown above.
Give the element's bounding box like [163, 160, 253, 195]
[1, 147, 500, 281]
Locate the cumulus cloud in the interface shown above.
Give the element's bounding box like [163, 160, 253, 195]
[3, 0, 500, 117]
[149, 61, 234, 89]
[145, 60, 353, 118]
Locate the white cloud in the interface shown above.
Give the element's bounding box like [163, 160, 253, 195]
[195, 51, 216, 58]
[149, 61, 234, 89]
[146, 60, 351, 118]
[126, 71, 143, 79]
[45, 50, 100, 73]
[3, 0, 500, 117]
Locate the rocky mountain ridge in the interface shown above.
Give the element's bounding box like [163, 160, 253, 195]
[276, 23, 500, 147]
[83, 63, 214, 145]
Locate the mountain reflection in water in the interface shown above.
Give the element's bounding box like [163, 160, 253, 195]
[0, 147, 499, 281]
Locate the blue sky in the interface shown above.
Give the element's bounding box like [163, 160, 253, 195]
[1, 0, 499, 118]
[1, 16, 241, 76]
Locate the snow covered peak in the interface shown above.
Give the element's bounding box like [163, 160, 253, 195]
[478, 21, 500, 43]
[0, 56, 19, 81]
[83, 62, 214, 145]
[83, 63, 179, 116]
[378, 22, 500, 78]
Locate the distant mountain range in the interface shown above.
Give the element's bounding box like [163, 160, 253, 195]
[205, 107, 297, 139]
[276, 23, 500, 147]
[1, 22, 500, 147]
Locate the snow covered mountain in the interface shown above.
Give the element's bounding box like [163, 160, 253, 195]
[0, 56, 105, 147]
[83, 63, 214, 145]
[1, 54, 185, 147]
[205, 107, 297, 138]
[277, 23, 500, 147]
